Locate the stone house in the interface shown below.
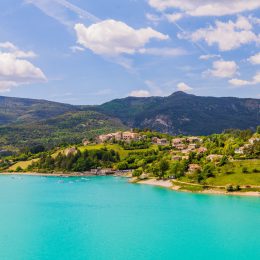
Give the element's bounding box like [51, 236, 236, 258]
[206, 154, 223, 162]
[122, 131, 139, 141]
[82, 139, 90, 146]
[197, 147, 208, 154]
[188, 164, 201, 174]
[172, 156, 182, 161]
[172, 138, 186, 146]
[187, 137, 203, 143]
[248, 137, 260, 144]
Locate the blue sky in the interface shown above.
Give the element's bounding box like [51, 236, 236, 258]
[0, 0, 259, 104]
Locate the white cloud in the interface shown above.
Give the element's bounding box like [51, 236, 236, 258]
[207, 60, 238, 78]
[129, 79, 166, 98]
[165, 13, 183, 23]
[146, 12, 183, 24]
[148, 0, 260, 17]
[248, 52, 260, 65]
[146, 13, 163, 24]
[138, 47, 186, 56]
[228, 78, 252, 86]
[177, 82, 192, 92]
[74, 20, 169, 56]
[199, 54, 221, 60]
[180, 16, 259, 51]
[229, 72, 260, 86]
[129, 90, 151, 97]
[0, 42, 36, 58]
[0, 43, 46, 92]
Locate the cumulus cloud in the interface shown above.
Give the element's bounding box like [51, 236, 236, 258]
[248, 52, 260, 65]
[177, 82, 192, 92]
[180, 16, 259, 51]
[146, 13, 163, 24]
[0, 42, 36, 58]
[129, 90, 151, 97]
[229, 72, 260, 86]
[148, 0, 260, 17]
[165, 13, 183, 23]
[74, 20, 169, 56]
[206, 60, 238, 78]
[0, 43, 46, 92]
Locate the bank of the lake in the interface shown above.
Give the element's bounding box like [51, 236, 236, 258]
[134, 178, 260, 197]
[2, 171, 260, 197]
[0, 171, 99, 177]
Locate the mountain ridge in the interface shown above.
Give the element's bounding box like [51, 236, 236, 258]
[0, 92, 259, 151]
[96, 91, 260, 135]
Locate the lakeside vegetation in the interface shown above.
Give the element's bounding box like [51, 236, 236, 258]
[1, 127, 260, 193]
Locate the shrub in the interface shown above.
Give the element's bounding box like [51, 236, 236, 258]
[226, 170, 234, 175]
[226, 184, 241, 192]
[226, 185, 234, 192]
[235, 185, 241, 191]
[132, 168, 142, 177]
[16, 166, 23, 172]
[242, 167, 249, 173]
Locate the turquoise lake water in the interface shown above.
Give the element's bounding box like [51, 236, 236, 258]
[0, 175, 259, 260]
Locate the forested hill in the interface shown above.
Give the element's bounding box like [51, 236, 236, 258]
[0, 92, 259, 151]
[97, 91, 260, 135]
[0, 96, 126, 151]
[0, 96, 78, 124]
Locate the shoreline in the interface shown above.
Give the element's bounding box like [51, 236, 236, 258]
[0, 171, 130, 178]
[0, 172, 102, 177]
[135, 178, 260, 197]
[1, 172, 259, 197]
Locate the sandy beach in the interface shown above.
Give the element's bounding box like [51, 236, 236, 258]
[136, 178, 260, 197]
[137, 178, 173, 188]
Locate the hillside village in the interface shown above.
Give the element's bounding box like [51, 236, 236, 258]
[1, 127, 260, 193]
[95, 130, 259, 157]
[77, 129, 260, 178]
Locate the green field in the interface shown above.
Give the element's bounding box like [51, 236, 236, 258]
[206, 160, 260, 186]
[7, 144, 158, 171]
[78, 143, 158, 159]
[9, 159, 39, 171]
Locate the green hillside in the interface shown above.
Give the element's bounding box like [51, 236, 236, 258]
[97, 92, 260, 135]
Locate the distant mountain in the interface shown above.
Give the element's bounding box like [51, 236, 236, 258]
[0, 96, 125, 151]
[0, 96, 78, 124]
[97, 91, 260, 135]
[0, 92, 259, 151]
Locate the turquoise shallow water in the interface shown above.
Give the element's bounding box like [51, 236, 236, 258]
[0, 175, 259, 260]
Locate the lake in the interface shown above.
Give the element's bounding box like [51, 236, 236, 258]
[0, 175, 259, 260]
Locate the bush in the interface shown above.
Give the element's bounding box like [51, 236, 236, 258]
[226, 184, 241, 192]
[242, 167, 249, 173]
[226, 185, 234, 192]
[132, 168, 142, 177]
[117, 161, 129, 170]
[226, 170, 234, 175]
[235, 185, 241, 191]
[16, 166, 23, 172]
